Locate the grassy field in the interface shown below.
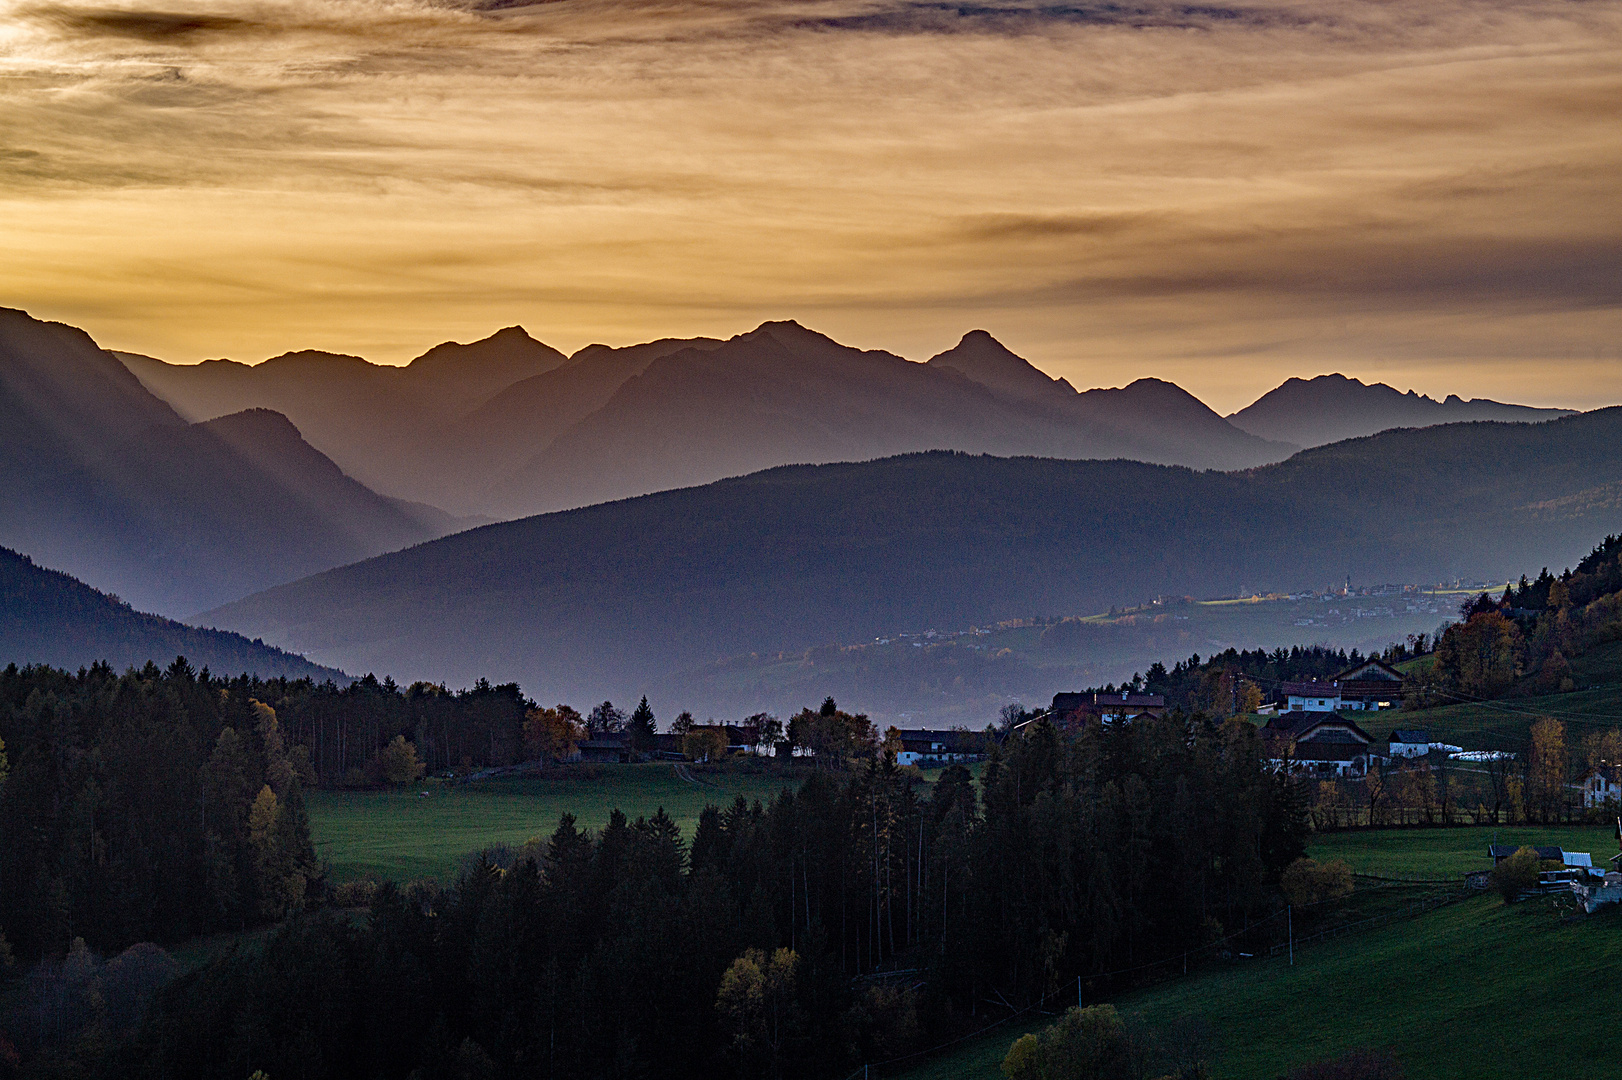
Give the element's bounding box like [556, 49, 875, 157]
[1363, 640, 1622, 749]
[1309, 824, 1620, 879]
[890, 827, 1622, 1080]
[307, 764, 797, 881]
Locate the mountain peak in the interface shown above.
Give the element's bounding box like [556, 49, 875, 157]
[926, 330, 1073, 403]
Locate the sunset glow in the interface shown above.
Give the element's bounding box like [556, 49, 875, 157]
[3, 0, 1619, 410]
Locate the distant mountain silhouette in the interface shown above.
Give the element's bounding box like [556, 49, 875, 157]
[201, 408, 1622, 713]
[118, 326, 568, 511]
[1228, 373, 1571, 447]
[124, 321, 1293, 518]
[1, 308, 461, 616]
[0, 547, 345, 680]
[486, 322, 1293, 516]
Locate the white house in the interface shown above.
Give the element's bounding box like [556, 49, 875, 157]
[1580, 768, 1622, 808]
[1281, 658, 1406, 713]
[1388, 730, 1430, 758]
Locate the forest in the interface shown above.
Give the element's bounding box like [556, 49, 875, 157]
[0, 677, 1304, 1079]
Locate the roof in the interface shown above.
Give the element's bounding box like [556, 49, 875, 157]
[1335, 658, 1405, 684]
[898, 729, 983, 752]
[1051, 692, 1165, 712]
[1281, 682, 1340, 698]
[1262, 711, 1374, 744]
[1564, 852, 1593, 868]
[1391, 730, 1429, 744]
[1488, 844, 1564, 860]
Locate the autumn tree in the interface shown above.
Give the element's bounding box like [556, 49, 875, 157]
[717, 947, 800, 1079]
[1433, 612, 1525, 697]
[1280, 857, 1354, 906]
[588, 701, 626, 736]
[379, 734, 426, 786]
[523, 705, 583, 762]
[1237, 681, 1263, 716]
[1526, 717, 1568, 822]
[683, 728, 727, 763]
[1001, 1004, 1152, 1080]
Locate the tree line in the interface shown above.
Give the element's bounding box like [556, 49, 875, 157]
[4, 708, 1306, 1079]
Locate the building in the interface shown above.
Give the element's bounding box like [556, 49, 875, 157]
[1579, 768, 1622, 808]
[1047, 691, 1166, 728]
[895, 729, 986, 767]
[1388, 730, 1431, 758]
[1487, 844, 1563, 864]
[1261, 711, 1377, 776]
[577, 736, 632, 763]
[1281, 658, 1406, 713]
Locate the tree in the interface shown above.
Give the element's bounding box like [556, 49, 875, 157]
[1000, 1004, 1151, 1080]
[1526, 717, 1567, 822]
[629, 696, 657, 751]
[1236, 681, 1263, 716]
[1280, 858, 1353, 906]
[588, 701, 626, 736]
[1433, 613, 1525, 698]
[524, 706, 582, 762]
[684, 728, 727, 763]
[1490, 846, 1543, 903]
[670, 710, 697, 737]
[753, 714, 784, 756]
[717, 947, 800, 1079]
[379, 735, 426, 786]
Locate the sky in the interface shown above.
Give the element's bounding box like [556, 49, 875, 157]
[1, 0, 1619, 413]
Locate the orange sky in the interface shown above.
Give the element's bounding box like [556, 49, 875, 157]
[2, 0, 1619, 412]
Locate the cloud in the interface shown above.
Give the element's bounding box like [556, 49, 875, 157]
[28, 6, 254, 41]
[0, 0, 1617, 413]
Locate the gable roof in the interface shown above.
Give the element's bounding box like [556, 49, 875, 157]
[1281, 681, 1341, 698]
[1488, 844, 1563, 861]
[1051, 691, 1165, 713]
[1335, 657, 1405, 684]
[1391, 729, 1429, 744]
[1262, 711, 1374, 744]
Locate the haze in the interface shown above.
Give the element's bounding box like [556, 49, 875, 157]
[3, 0, 1619, 412]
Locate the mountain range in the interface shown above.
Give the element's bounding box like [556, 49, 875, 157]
[0, 546, 345, 681]
[123, 321, 1298, 518]
[199, 408, 1622, 715]
[1228, 373, 1571, 447]
[0, 308, 464, 616]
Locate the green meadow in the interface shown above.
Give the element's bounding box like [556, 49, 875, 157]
[307, 764, 795, 882]
[890, 826, 1622, 1080]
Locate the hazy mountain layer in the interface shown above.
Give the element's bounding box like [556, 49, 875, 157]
[124, 321, 1296, 519]
[0, 547, 346, 681]
[489, 322, 1295, 516]
[1228, 373, 1572, 447]
[202, 409, 1622, 716]
[118, 326, 567, 511]
[0, 308, 458, 615]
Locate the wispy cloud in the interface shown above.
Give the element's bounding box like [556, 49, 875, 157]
[0, 0, 1618, 409]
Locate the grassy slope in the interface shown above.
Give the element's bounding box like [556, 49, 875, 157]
[1310, 824, 1619, 878]
[892, 827, 1622, 1080]
[307, 764, 796, 881]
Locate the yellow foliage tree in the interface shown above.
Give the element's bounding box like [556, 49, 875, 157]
[524, 705, 583, 762]
[378, 735, 426, 786]
[1527, 716, 1568, 822]
[1280, 857, 1354, 906]
[717, 947, 799, 1077]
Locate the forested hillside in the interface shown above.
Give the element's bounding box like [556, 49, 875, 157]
[32, 712, 1301, 1079]
[204, 409, 1622, 713]
[0, 547, 345, 681]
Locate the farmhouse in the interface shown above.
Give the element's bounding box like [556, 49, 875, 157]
[1487, 844, 1563, 864]
[1388, 729, 1431, 758]
[1047, 691, 1166, 728]
[1579, 767, 1622, 808]
[1281, 658, 1405, 713]
[1261, 711, 1377, 776]
[895, 729, 985, 766]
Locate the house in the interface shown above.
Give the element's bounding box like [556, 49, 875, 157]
[1579, 768, 1622, 808]
[895, 729, 986, 766]
[1487, 844, 1563, 864]
[577, 736, 631, 763]
[1562, 851, 1606, 879]
[1281, 658, 1406, 713]
[1388, 730, 1431, 758]
[1047, 691, 1166, 728]
[1261, 711, 1377, 776]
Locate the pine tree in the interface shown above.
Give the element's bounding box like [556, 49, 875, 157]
[629, 696, 657, 752]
